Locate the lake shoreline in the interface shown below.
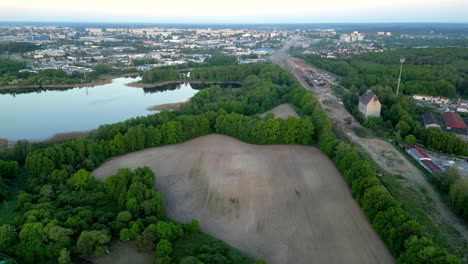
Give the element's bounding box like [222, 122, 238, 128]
[147, 101, 189, 111]
[0, 73, 140, 91]
[2, 131, 91, 149]
[126, 80, 242, 88]
[0, 77, 199, 142]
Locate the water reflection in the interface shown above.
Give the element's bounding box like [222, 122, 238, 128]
[0, 77, 200, 140]
[143, 82, 242, 94]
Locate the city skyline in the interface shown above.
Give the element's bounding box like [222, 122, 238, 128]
[1, 0, 467, 23]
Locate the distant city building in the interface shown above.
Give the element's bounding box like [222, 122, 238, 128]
[412, 94, 449, 105]
[457, 99, 468, 113]
[358, 91, 381, 117]
[340, 31, 364, 42]
[86, 28, 102, 35]
[340, 34, 351, 42]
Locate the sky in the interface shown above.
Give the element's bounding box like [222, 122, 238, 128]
[0, 0, 467, 23]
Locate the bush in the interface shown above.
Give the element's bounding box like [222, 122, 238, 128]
[157, 239, 173, 257]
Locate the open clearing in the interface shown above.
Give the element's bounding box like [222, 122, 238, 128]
[259, 103, 299, 119]
[92, 241, 154, 264]
[94, 134, 393, 264]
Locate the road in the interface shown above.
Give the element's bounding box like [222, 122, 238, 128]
[270, 36, 468, 261]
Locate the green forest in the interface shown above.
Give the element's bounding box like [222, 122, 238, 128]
[301, 48, 468, 98]
[0, 63, 464, 263]
[0, 60, 113, 87]
[299, 49, 468, 157]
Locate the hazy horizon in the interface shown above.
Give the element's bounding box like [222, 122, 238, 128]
[1, 0, 467, 23]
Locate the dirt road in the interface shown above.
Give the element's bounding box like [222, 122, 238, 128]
[272, 40, 468, 260]
[94, 135, 394, 264]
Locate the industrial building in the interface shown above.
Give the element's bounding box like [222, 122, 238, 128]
[441, 112, 468, 135]
[400, 142, 444, 174]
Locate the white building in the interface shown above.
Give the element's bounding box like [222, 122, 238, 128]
[340, 34, 351, 42]
[358, 91, 381, 117]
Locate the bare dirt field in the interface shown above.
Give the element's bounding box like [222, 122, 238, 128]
[91, 241, 154, 264]
[259, 103, 299, 119]
[94, 134, 393, 264]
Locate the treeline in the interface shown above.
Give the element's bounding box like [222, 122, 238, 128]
[0, 59, 26, 75]
[204, 54, 237, 66]
[0, 160, 19, 201]
[0, 42, 40, 54]
[440, 168, 468, 220]
[0, 63, 461, 263]
[215, 113, 315, 145]
[142, 68, 181, 83]
[0, 64, 112, 87]
[190, 64, 294, 85]
[302, 47, 468, 98]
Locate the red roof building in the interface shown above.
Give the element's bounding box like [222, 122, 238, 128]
[441, 112, 467, 129]
[408, 148, 431, 161]
[420, 160, 444, 173]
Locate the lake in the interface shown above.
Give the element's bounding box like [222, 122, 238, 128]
[1, 77, 202, 141]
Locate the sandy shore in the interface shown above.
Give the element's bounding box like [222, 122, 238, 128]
[147, 101, 188, 111]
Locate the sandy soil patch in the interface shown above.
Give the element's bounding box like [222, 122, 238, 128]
[260, 103, 299, 119]
[147, 101, 188, 111]
[94, 134, 393, 264]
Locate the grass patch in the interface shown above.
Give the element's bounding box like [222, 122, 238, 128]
[353, 127, 372, 138]
[380, 174, 468, 260]
[331, 86, 345, 98]
[92, 241, 155, 264]
[172, 232, 253, 264]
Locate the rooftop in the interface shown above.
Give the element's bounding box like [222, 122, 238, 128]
[441, 112, 467, 129]
[421, 160, 444, 173]
[409, 148, 431, 160]
[421, 112, 442, 127]
[359, 92, 379, 105]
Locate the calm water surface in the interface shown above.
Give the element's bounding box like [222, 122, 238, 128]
[1, 77, 199, 140]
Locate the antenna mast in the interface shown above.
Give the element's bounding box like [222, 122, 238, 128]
[396, 57, 405, 96]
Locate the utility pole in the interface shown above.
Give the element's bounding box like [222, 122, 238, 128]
[396, 57, 405, 96]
